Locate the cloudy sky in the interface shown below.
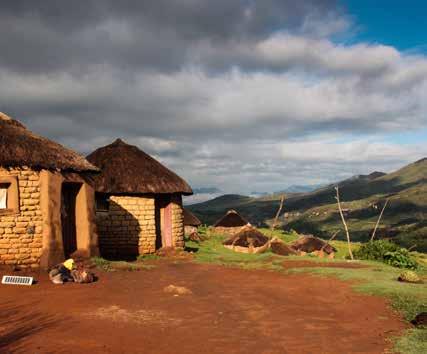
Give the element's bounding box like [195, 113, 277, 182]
[1, 0, 427, 197]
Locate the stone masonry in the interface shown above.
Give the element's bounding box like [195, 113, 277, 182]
[171, 195, 184, 249]
[96, 195, 156, 258]
[0, 167, 43, 268]
[97, 194, 185, 258]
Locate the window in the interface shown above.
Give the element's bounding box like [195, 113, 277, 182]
[95, 193, 110, 212]
[0, 184, 8, 209]
[0, 176, 19, 215]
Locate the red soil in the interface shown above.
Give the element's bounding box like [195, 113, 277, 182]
[0, 262, 406, 354]
[282, 260, 369, 269]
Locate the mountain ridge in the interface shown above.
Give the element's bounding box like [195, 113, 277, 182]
[189, 158, 427, 251]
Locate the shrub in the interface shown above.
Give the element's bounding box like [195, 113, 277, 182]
[384, 250, 418, 270]
[353, 240, 400, 260]
[354, 240, 418, 269]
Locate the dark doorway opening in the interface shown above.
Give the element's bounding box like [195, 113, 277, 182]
[61, 183, 80, 258]
[155, 195, 172, 250]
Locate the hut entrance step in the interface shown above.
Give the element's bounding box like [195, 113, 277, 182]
[61, 183, 80, 258]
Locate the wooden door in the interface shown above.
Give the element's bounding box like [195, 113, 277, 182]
[155, 195, 172, 249]
[61, 183, 79, 258]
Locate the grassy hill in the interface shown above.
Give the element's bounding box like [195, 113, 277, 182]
[188, 158, 427, 252]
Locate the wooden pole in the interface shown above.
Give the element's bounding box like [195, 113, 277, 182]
[370, 199, 389, 242]
[335, 186, 354, 260]
[320, 230, 340, 252]
[270, 195, 285, 236]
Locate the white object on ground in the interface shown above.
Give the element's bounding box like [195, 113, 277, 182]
[2, 275, 34, 286]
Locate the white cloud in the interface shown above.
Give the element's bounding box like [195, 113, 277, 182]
[1, 2, 427, 195]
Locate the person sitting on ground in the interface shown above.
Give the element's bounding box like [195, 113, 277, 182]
[49, 258, 75, 284]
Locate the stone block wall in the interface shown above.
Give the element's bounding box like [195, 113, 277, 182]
[96, 195, 156, 258]
[0, 168, 43, 268]
[171, 195, 184, 249]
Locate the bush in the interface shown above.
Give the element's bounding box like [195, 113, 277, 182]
[384, 250, 418, 270]
[353, 240, 400, 260]
[354, 240, 418, 269]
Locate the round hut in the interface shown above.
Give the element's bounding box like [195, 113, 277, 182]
[213, 209, 249, 235]
[87, 139, 193, 259]
[183, 208, 202, 235]
[0, 112, 99, 269]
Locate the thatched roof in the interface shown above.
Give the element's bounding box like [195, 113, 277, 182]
[0, 112, 98, 172]
[223, 225, 269, 248]
[290, 235, 337, 254]
[183, 208, 201, 226]
[213, 209, 249, 227]
[87, 139, 193, 195]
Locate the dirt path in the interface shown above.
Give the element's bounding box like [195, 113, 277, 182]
[0, 262, 406, 354]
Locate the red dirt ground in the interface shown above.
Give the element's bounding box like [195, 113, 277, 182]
[282, 260, 369, 269]
[0, 261, 406, 354]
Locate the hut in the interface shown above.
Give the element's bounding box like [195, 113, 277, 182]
[86, 139, 193, 259]
[183, 208, 201, 235]
[213, 209, 249, 235]
[0, 112, 99, 269]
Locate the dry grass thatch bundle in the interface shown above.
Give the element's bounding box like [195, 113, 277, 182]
[290, 235, 337, 255]
[270, 238, 297, 256]
[223, 225, 269, 254]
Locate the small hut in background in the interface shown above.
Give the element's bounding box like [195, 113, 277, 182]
[183, 208, 201, 235]
[0, 112, 99, 269]
[213, 209, 249, 235]
[87, 139, 193, 259]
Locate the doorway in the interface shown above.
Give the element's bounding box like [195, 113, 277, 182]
[155, 195, 172, 250]
[61, 183, 80, 258]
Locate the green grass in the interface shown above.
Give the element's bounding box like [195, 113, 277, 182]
[189, 229, 427, 353]
[189, 159, 427, 251]
[395, 329, 427, 354]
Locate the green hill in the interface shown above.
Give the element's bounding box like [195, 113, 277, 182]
[188, 158, 427, 252]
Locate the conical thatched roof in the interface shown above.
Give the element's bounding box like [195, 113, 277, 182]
[213, 209, 249, 227]
[87, 139, 193, 195]
[223, 225, 269, 248]
[0, 112, 98, 172]
[183, 208, 201, 226]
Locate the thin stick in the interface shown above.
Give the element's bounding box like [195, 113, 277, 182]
[321, 230, 340, 251]
[270, 195, 285, 236]
[408, 244, 417, 251]
[335, 186, 354, 260]
[370, 199, 390, 242]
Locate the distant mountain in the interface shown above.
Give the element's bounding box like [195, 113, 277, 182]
[183, 187, 223, 205]
[189, 159, 427, 251]
[277, 184, 326, 194]
[192, 187, 222, 194]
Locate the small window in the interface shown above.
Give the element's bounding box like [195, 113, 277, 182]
[0, 176, 19, 215]
[0, 184, 8, 209]
[96, 194, 110, 212]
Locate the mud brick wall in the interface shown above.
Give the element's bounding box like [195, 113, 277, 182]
[0, 168, 43, 268]
[96, 195, 156, 258]
[171, 195, 184, 249]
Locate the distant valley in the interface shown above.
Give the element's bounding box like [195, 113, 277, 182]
[188, 158, 427, 252]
